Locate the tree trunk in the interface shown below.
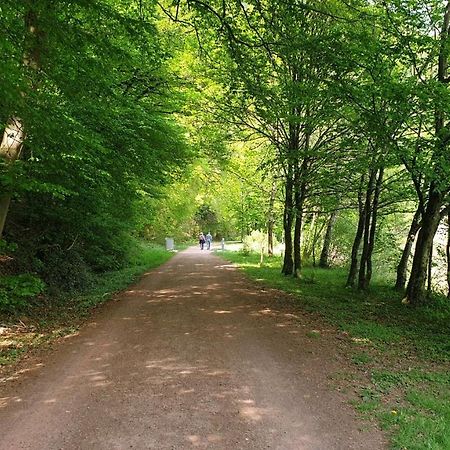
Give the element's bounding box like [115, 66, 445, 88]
[0, 6, 42, 238]
[293, 168, 307, 277]
[358, 169, 377, 290]
[436, 1, 450, 132]
[293, 119, 310, 276]
[267, 181, 277, 257]
[364, 167, 384, 287]
[293, 182, 306, 277]
[406, 191, 443, 305]
[310, 214, 324, 268]
[293, 193, 302, 277]
[427, 241, 433, 294]
[239, 182, 245, 242]
[346, 175, 366, 287]
[312, 237, 316, 267]
[447, 210, 450, 298]
[0, 119, 25, 239]
[293, 166, 302, 277]
[319, 210, 338, 268]
[0, 195, 12, 238]
[395, 206, 422, 291]
[302, 212, 317, 263]
[407, 2, 450, 305]
[282, 165, 294, 275]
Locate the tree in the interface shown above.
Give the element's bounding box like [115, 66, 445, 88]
[167, 0, 351, 277]
[319, 210, 338, 268]
[1, 0, 192, 290]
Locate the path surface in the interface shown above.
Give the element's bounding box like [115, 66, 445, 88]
[0, 248, 385, 449]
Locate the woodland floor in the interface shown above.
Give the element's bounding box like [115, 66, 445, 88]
[0, 247, 385, 449]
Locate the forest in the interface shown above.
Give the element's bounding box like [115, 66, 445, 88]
[1, 1, 450, 448]
[2, 0, 450, 305]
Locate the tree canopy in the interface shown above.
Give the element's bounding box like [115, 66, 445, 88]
[2, 0, 450, 306]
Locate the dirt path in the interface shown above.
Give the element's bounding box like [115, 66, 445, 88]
[0, 247, 385, 449]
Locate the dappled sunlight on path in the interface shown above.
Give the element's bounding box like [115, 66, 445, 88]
[0, 246, 385, 449]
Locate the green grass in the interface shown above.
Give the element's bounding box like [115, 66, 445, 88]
[221, 250, 450, 450]
[0, 242, 176, 368]
[351, 351, 373, 366]
[378, 380, 450, 450]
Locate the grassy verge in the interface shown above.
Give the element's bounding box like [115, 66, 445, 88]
[0, 242, 178, 369]
[221, 250, 450, 450]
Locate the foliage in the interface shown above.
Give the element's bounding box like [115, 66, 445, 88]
[0, 274, 45, 312]
[194, 204, 219, 234]
[0, 0, 193, 292]
[1, 2, 450, 444]
[242, 230, 268, 254]
[1, 0, 449, 302]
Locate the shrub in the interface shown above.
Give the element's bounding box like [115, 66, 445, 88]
[0, 274, 46, 312]
[36, 248, 95, 294]
[242, 230, 268, 253]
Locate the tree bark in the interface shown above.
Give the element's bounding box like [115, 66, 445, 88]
[427, 240, 433, 294]
[310, 213, 324, 267]
[447, 210, 450, 298]
[364, 167, 384, 288]
[346, 175, 366, 287]
[0, 195, 12, 239]
[302, 212, 317, 263]
[293, 180, 302, 277]
[357, 169, 376, 290]
[395, 206, 422, 291]
[312, 234, 316, 267]
[282, 164, 294, 275]
[0, 117, 25, 237]
[293, 179, 307, 277]
[406, 2, 450, 305]
[239, 181, 246, 242]
[293, 123, 309, 277]
[0, 5, 42, 238]
[319, 210, 338, 268]
[267, 181, 277, 257]
[406, 191, 443, 305]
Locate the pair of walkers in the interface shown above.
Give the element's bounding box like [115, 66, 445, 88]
[199, 232, 212, 250]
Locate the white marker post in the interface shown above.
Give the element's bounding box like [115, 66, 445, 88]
[165, 238, 174, 251]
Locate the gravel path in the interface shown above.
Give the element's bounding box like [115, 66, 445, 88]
[0, 247, 385, 449]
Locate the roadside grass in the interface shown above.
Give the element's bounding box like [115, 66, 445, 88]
[0, 242, 177, 368]
[221, 250, 450, 450]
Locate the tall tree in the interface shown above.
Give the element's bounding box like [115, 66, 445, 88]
[1, 0, 192, 288]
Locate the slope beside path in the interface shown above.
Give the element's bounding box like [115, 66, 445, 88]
[0, 247, 385, 449]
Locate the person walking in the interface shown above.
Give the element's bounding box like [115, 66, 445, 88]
[199, 232, 206, 250]
[206, 232, 212, 250]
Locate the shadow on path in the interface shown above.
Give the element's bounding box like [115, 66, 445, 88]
[0, 247, 385, 449]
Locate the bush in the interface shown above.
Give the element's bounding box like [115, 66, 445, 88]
[242, 230, 268, 254]
[36, 248, 95, 294]
[0, 274, 46, 312]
